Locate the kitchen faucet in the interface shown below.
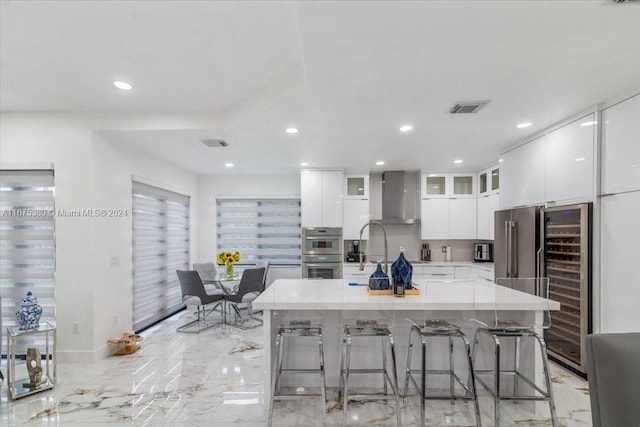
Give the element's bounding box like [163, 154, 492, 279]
[358, 220, 388, 274]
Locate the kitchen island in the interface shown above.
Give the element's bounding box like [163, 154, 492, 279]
[253, 278, 560, 400]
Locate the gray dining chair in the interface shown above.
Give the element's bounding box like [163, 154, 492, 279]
[586, 332, 640, 427]
[224, 267, 265, 329]
[176, 270, 225, 333]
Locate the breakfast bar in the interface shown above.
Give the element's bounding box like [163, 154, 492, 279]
[253, 278, 560, 400]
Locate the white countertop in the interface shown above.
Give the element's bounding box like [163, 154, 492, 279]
[253, 278, 559, 311]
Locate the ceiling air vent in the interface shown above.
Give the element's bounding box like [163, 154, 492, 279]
[201, 139, 228, 147]
[449, 100, 490, 114]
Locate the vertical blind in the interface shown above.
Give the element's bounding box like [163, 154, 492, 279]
[216, 198, 301, 264]
[132, 181, 190, 332]
[0, 170, 56, 355]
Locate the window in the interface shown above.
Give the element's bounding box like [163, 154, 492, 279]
[132, 181, 190, 332]
[216, 198, 301, 265]
[0, 170, 55, 355]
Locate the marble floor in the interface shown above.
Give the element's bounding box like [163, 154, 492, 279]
[1, 310, 592, 426]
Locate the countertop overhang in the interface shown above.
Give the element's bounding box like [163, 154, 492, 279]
[253, 279, 560, 311]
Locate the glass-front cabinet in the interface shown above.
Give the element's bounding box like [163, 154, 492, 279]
[452, 174, 475, 198]
[422, 173, 475, 198]
[478, 165, 500, 196]
[344, 174, 369, 199]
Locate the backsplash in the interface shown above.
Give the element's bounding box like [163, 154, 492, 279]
[348, 224, 488, 263]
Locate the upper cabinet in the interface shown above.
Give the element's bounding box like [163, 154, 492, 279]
[344, 174, 370, 199]
[343, 174, 370, 240]
[501, 113, 596, 209]
[421, 173, 475, 199]
[500, 135, 546, 209]
[421, 172, 477, 239]
[301, 170, 343, 228]
[602, 94, 640, 194]
[545, 113, 595, 203]
[478, 166, 500, 196]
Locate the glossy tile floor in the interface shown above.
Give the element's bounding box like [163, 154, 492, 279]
[1, 310, 592, 426]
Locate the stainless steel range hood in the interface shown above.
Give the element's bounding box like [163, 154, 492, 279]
[373, 171, 421, 225]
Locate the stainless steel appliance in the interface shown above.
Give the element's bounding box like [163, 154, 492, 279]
[494, 206, 543, 279]
[302, 227, 343, 279]
[473, 243, 493, 262]
[541, 203, 591, 375]
[371, 171, 421, 224]
[495, 203, 592, 375]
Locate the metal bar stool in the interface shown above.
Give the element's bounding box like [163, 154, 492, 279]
[339, 320, 401, 427]
[269, 320, 327, 427]
[471, 277, 557, 427]
[404, 320, 482, 426]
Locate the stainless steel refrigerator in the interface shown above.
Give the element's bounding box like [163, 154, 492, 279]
[494, 205, 544, 279]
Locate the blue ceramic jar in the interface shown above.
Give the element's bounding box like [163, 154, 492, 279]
[369, 263, 390, 290]
[16, 291, 43, 330]
[391, 250, 413, 289]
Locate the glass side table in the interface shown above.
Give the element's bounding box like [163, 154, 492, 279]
[6, 321, 57, 399]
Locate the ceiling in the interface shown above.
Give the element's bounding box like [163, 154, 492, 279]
[2, 0, 640, 175]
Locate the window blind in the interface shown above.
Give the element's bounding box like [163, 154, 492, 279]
[216, 198, 301, 264]
[0, 170, 55, 356]
[132, 181, 190, 332]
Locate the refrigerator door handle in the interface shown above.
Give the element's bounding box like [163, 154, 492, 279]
[511, 221, 518, 277]
[505, 221, 511, 277]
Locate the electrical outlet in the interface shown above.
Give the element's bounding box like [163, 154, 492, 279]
[112, 315, 117, 326]
[442, 246, 447, 253]
[72, 322, 79, 334]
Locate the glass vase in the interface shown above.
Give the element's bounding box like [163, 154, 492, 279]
[225, 262, 234, 278]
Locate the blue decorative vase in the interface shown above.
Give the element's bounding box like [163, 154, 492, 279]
[391, 251, 413, 289]
[369, 263, 390, 290]
[16, 291, 43, 331]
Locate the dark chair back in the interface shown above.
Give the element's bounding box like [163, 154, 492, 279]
[587, 333, 640, 427]
[226, 267, 265, 303]
[177, 270, 223, 305]
[255, 260, 270, 290]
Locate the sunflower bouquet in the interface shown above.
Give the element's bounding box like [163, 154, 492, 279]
[217, 250, 241, 277]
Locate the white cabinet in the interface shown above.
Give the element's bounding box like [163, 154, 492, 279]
[545, 113, 595, 203]
[421, 172, 477, 240]
[344, 174, 370, 199]
[343, 174, 370, 240]
[477, 193, 499, 240]
[423, 266, 455, 280]
[301, 170, 343, 228]
[343, 199, 370, 240]
[602, 94, 640, 194]
[421, 198, 476, 240]
[600, 191, 640, 333]
[449, 198, 477, 239]
[420, 199, 450, 240]
[454, 266, 471, 279]
[500, 136, 545, 209]
[478, 166, 500, 196]
[422, 173, 475, 199]
[343, 264, 375, 283]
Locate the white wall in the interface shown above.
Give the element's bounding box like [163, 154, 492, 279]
[1, 113, 199, 361]
[196, 174, 299, 264]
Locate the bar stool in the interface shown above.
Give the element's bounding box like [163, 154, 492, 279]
[471, 278, 557, 427]
[339, 320, 400, 427]
[404, 320, 482, 426]
[269, 320, 326, 427]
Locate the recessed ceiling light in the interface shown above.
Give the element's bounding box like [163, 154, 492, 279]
[113, 81, 132, 90]
[399, 125, 413, 132]
[516, 122, 532, 129]
[285, 127, 298, 134]
[453, 159, 463, 164]
[574, 157, 585, 162]
[225, 163, 234, 168]
[498, 158, 504, 163]
[580, 121, 597, 127]
[375, 161, 385, 166]
[300, 162, 309, 166]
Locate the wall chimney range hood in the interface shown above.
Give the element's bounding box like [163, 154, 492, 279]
[374, 171, 421, 225]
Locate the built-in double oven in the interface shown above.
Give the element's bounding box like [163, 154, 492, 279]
[301, 227, 343, 279]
